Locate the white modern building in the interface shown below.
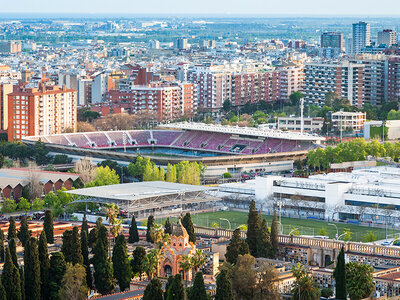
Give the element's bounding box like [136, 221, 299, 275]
[277, 117, 324, 133]
[353, 22, 371, 54]
[253, 167, 400, 223]
[331, 111, 366, 133]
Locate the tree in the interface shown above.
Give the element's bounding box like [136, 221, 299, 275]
[61, 227, 83, 265]
[31, 198, 45, 211]
[182, 213, 196, 244]
[2, 199, 17, 213]
[9, 238, 18, 268]
[33, 140, 49, 165]
[321, 288, 333, 298]
[19, 267, 25, 300]
[333, 247, 346, 300]
[24, 237, 41, 300]
[270, 211, 279, 258]
[112, 234, 131, 292]
[166, 274, 186, 300]
[58, 263, 88, 300]
[81, 215, 89, 237]
[93, 225, 114, 295]
[256, 219, 272, 258]
[164, 218, 172, 235]
[105, 203, 122, 240]
[363, 230, 377, 242]
[0, 279, 6, 300]
[80, 230, 92, 290]
[291, 263, 320, 300]
[0, 230, 4, 263]
[44, 210, 54, 244]
[178, 255, 193, 284]
[85, 166, 120, 187]
[289, 91, 304, 106]
[246, 200, 261, 257]
[191, 249, 206, 273]
[39, 231, 50, 300]
[128, 215, 139, 243]
[346, 262, 375, 300]
[2, 247, 22, 300]
[143, 248, 163, 280]
[146, 215, 155, 243]
[143, 278, 164, 300]
[226, 228, 249, 264]
[188, 272, 207, 300]
[74, 157, 96, 185]
[131, 246, 146, 279]
[18, 216, 31, 247]
[18, 198, 31, 213]
[215, 269, 233, 300]
[49, 252, 67, 300]
[223, 99, 232, 112]
[8, 216, 17, 240]
[318, 227, 327, 236]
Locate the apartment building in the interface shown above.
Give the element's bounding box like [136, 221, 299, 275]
[378, 29, 397, 46]
[0, 83, 13, 131]
[353, 22, 371, 54]
[304, 61, 364, 107]
[106, 82, 195, 121]
[0, 41, 21, 54]
[320, 32, 343, 58]
[388, 56, 400, 102]
[77, 77, 93, 105]
[7, 85, 77, 141]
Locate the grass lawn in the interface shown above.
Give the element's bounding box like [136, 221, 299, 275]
[157, 210, 399, 242]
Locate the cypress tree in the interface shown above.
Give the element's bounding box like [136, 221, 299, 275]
[43, 210, 54, 244]
[0, 230, 4, 262]
[0, 279, 6, 300]
[81, 214, 89, 237]
[88, 227, 97, 248]
[128, 215, 139, 243]
[81, 229, 92, 290]
[256, 219, 272, 258]
[270, 210, 279, 258]
[19, 267, 25, 300]
[24, 237, 41, 300]
[225, 228, 249, 264]
[9, 238, 18, 268]
[8, 216, 17, 241]
[146, 215, 155, 243]
[215, 270, 233, 300]
[188, 272, 207, 300]
[246, 200, 261, 257]
[18, 216, 31, 247]
[48, 252, 67, 300]
[93, 225, 114, 294]
[166, 274, 186, 300]
[333, 246, 347, 300]
[143, 277, 164, 300]
[131, 246, 146, 279]
[182, 213, 196, 244]
[164, 275, 174, 300]
[112, 234, 131, 292]
[164, 218, 172, 235]
[61, 226, 83, 265]
[38, 231, 50, 300]
[2, 247, 22, 300]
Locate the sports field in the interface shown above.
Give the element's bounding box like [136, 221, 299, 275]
[157, 210, 399, 242]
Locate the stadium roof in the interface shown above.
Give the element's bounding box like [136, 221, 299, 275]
[66, 181, 220, 213]
[160, 122, 324, 142]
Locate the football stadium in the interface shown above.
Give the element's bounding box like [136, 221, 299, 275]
[22, 122, 324, 175]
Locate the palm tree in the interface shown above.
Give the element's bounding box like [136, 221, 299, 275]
[179, 255, 193, 286]
[191, 249, 206, 273]
[143, 248, 164, 279]
[291, 263, 321, 300]
[105, 203, 122, 239]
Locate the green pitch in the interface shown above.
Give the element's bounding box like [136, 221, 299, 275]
[157, 210, 399, 242]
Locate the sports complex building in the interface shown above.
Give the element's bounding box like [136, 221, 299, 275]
[22, 122, 323, 176]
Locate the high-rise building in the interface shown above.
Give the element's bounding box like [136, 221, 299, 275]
[106, 82, 196, 121]
[352, 22, 371, 54]
[0, 83, 13, 131]
[388, 56, 400, 102]
[7, 85, 77, 141]
[175, 38, 189, 50]
[0, 41, 21, 54]
[378, 29, 397, 46]
[77, 78, 93, 105]
[304, 61, 364, 107]
[321, 32, 344, 50]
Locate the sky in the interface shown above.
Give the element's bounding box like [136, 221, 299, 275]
[1, 0, 400, 16]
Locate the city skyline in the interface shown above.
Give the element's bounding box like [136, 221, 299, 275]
[2, 0, 400, 15]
